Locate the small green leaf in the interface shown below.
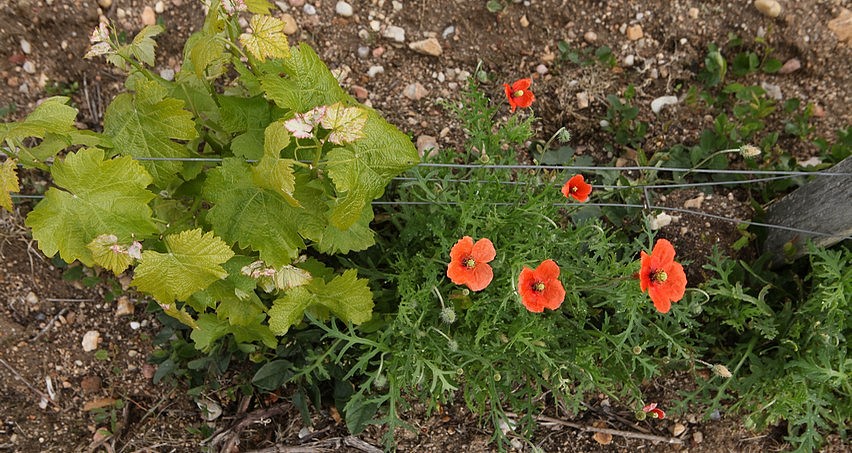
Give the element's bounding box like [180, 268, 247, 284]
[0, 97, 81, 167]
[191, 313, 230, 351]
[310, 269, 374, 325]
[103, 80, 198, 187]
[25, 148, 157, 266]
[132, 228, 235, 304]
[130, 25, 164, 66]
[244, 0, 273, 15]
[268, 287, 315, 335]
[240, 15, 291, 61]
[204, 158, 306, 267]
[251, 359, 294, 391]
[1, 158, 20, 212]
[321, 103, 367, 144]
[260, 43, 349, 112]
[186, 32, 228, 79]
[87, 234, 135, 275]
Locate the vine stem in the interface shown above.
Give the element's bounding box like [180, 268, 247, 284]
[504, 411, 684, 445]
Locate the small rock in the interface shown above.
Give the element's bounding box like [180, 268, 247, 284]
[778, 58, 801, 74]
[22, 61, 36, 74]
[288, 0, 305, 6]
[80, 376, 102, 393]
[25, 291, 39, 305]
[649, 212, 674, 230]
[383, 25, 406, 43]
[372, 46, 385, 58]
[761, 82, 782, 100]
[369, 20, 381, 32]
[196, 398, 223, 421]
[159, 68, 175, 81]
[519, 14, 529, 27]
[20, 39, 31, 55]
[275, 1, 289, 12]
[408, 37, 442, 57]
[754, 0, 782, 18]
[115, 296, 134, 317]
[693, 431, 704, 444]
[626, 25, 643, 41]
[335, 1, 353, 17]
[798, 156, 823, 167]
[403, 82, 428, 100]
[828, 8, 852, 46]
[367, 65, 384, 77]
[672, 422, 687, 437]
[684, 194, 704, 209]
[416, 135, 439, 158]
[651, 95, 678, 114]
[116, 8, 126, 19]
[129, 321, 141, 330]
[303, 3, 316, 15]
[155, 1, 165, 14]
[357, 46, 370, 58]
[442, 26, 455, 39]
[688, 7, 699, 19]
[141, 6, 156, 26]
[82, 331, 100, 352]
[812, 104, 826, 118]
[576, 91, 590, 109]
[583, 31, 597, 43]
[142, 364, 156, 380]
[392, 0, 402, 11]
[623, 54, 635, 67]
[350, 85, 368, 101]
[280, 14, 297, 35]
[535, 64, 548, 75]
[98, 0, 112, 8]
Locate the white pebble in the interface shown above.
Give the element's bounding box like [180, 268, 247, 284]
[130, 321, 141, 330]
[392, 0, 402, 11]
[335, 1, 353, 17]
[367, 65, 385, 77]
[650, 95, 679, 114]
[623, 54, 635, 67]
[535, 64, 548, 75]
[22, 61, 35, 74]
[303, 3, 316, 15]
[357, 46, 370, 58]
[154, 1, 165, 14]
[20, 39, 31, 54]
[383, 25, 405, 42]
[442, 26, 455, 39]
[159, 68, 175, 81]
[82, 331, 100, 352]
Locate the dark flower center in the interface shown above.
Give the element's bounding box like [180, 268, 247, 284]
[532, 281, 546, 292]
[463, 257, 476, 269]
[651, 269, 668, 283]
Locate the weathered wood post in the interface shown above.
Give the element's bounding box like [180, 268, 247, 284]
[763, 156, 852, 266]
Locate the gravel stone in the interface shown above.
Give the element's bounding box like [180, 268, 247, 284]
[141, 6, 156, 26]
[650, 95, 678, 113]
[408, 37, 442, 57]
[20, 39, 31, 55]
[367, 65, 385, 77]
[281, 14, 298, 35]
[626, 24, 643, 41]
[754, 0, 782, 18]
[22, 61, 36, 74]
[335, 1, 353, 17]
[82, 331, 100, 352]
[303, 4, 316, 15]
[402, 82, 428, 100]
[383, 25, 406, 43]
[583, 31, 597, 43]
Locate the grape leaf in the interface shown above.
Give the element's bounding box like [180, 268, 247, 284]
[87, 234, 134, 275]
[252, 124, 297, 205]
[240, 15, 291, 61]
[191, 313, 230, 351]
[267, 269, 373, 335]
[316, 204, 376, 254]
[268, 287, 315, 335]
[0, 97, 82, 168]
[204, 158, 305, 267]
[260, 43, 349, 112]
[325, 112, 419, 228]
[186, 31, 228, 79]
[130, 25, 164, 66]
[132, 228, 235, 304]
[320, 103, 366, 145]
[25, 148, 158, 266]
[218, 94, 272, 160]
[244, 0, 273, 14]
[292, 175, 375, 254]
[1, 158, 19, 212]
[103, 80, 198, 187]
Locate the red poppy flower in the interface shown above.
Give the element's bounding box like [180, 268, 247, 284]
[518, 259, 566, 313]
[639, 239, 687, 313]
[447, 236, 496, 292]
[561, 174, 593, 202]
[642, 403, 666, 419]
[503, 78, 535, 112]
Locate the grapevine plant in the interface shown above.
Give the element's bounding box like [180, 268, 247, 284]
[0, 1, 418, 350]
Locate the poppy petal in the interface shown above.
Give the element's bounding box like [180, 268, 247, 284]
[468, 263, 494, 292]
[471, 238, 496, 263]
[652, 239, 676, 265]
[537, 259, 560, 280]
[513, 78, 532, 90]
[449, 236, 474, 261]
[639, 251, 652, 292]
[649, 289, 672, 313]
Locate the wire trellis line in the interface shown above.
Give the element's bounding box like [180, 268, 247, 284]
[391, 175, 798, 190]
[10, 156, 850, 177]
[10, 190, 840, 240]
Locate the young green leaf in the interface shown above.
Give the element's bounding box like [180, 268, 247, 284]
[268, 286, 314, 335]
[204, 158, 306, 267]
[25, 148, 158, 266]
[1, 158, 19, 212]
[103, 80, 198, 187]
[132, 228, 235, 304]
[321, 102, 367, 145]
[325, 112, 419, 228]
[218, 94, 273, 160]
[310, 269, 374, 325]
[244, 0, 273, 15]
[130, 25, 164, 66]
[239, 15, 291, 61]
[87, 234, 135, 275]
[0, 97, 80, 167]
[252, 126, 297, 205]
[260, 43, 349, 112]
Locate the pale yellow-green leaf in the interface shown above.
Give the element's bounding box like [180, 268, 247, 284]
[268, 287, 315, 335]
[87, 234, 134, 275]
[239, 15, 291, 61]
[275, 265, 312, 290]
[320, 102, 366, 144]
[132, 228, 235, 304]
[1, 158, 20, 212]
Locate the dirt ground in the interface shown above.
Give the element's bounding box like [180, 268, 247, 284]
[1, 0, 850, 451]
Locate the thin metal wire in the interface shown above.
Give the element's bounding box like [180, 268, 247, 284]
[416, 162, 852, 177]
[392, 174, 797, 190]
[370, 200, 850, 240]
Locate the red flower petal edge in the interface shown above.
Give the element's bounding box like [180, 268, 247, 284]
[504, 78, 535, 113]
[518, 259, 565, 313]
[447, 236, 496, 292]
[639, 239, 687, 313]
[561, 174, 593, 202]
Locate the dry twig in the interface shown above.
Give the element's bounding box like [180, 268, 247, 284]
[505, 411, 683, 445]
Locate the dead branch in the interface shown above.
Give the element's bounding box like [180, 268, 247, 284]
[505, 411, 683, 445]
